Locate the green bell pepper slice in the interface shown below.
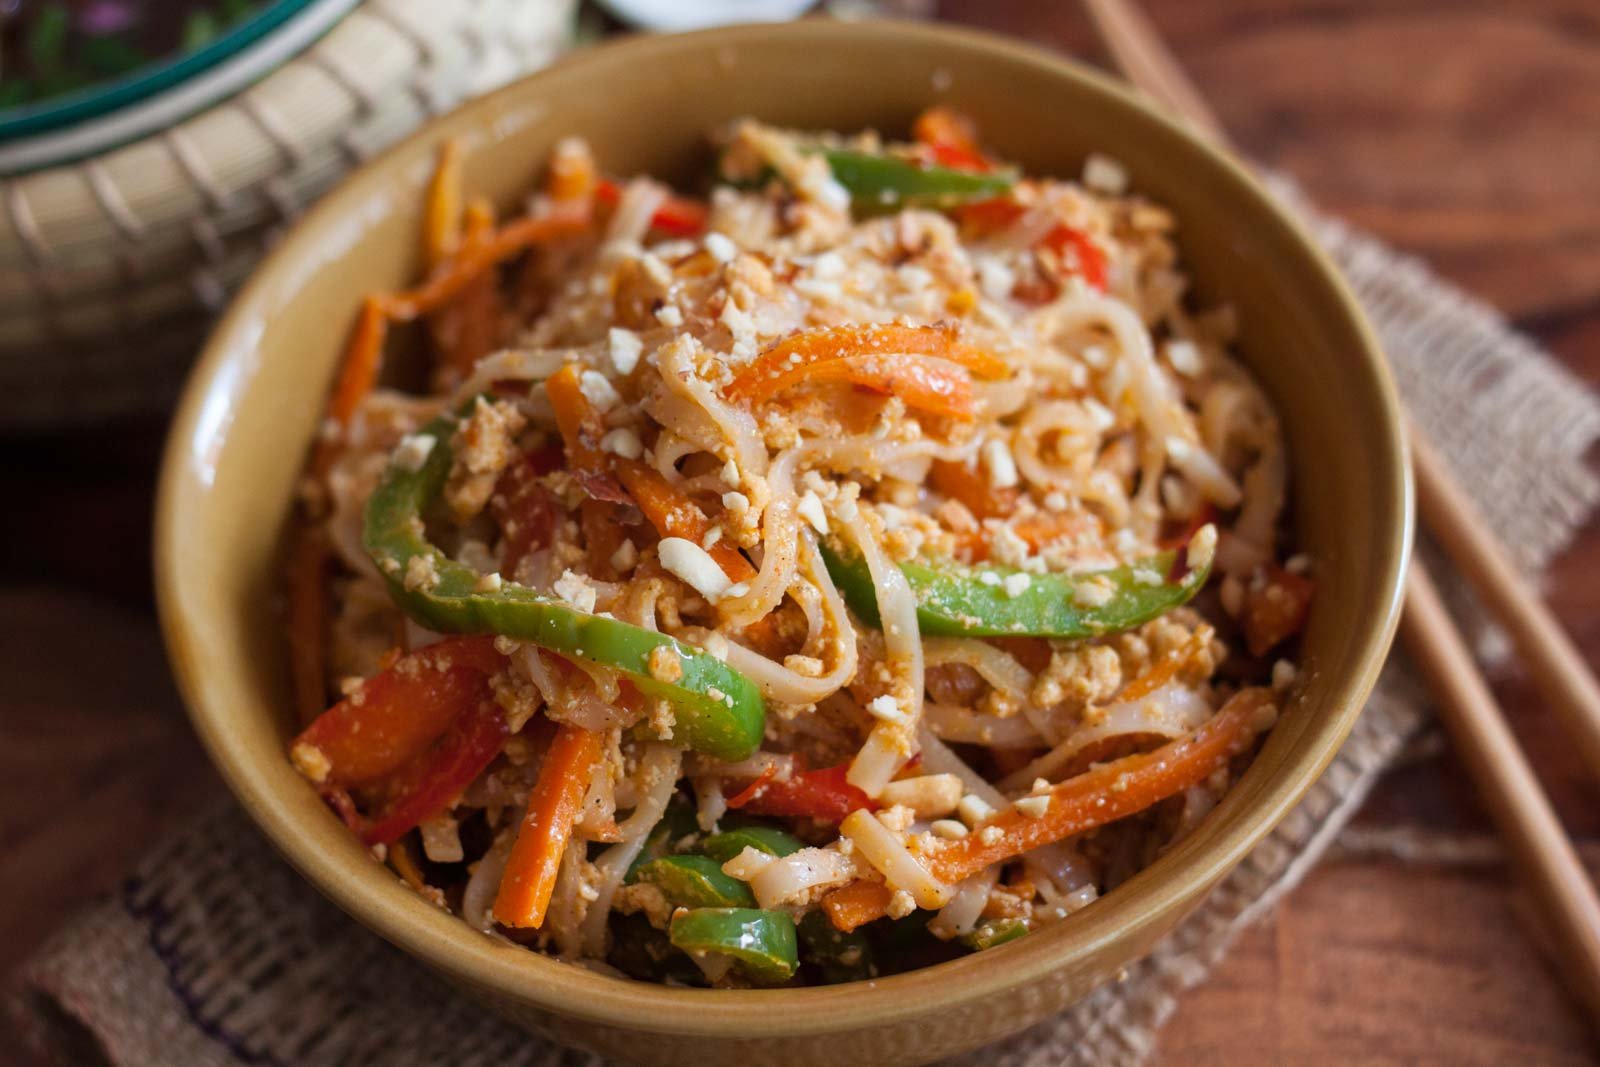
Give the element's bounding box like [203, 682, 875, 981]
[627, 855, 757, 909]
[668, 907, 799, 985]
[362, 405, 765, 761]
[700, 826, 805, 864]
[819, 542, 1211, 639]
[959, 917, 1030, 951]
[798, 909, 875, 983]
[819, 149, 1016, 212]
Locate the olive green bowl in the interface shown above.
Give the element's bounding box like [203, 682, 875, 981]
[155, 20, 1411, 1067]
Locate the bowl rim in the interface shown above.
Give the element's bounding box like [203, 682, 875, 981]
[156, 18, 1412, 1039]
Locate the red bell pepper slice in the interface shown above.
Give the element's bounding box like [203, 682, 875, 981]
[728, 762, 875, 825]
[359, 697, 512, 845]
[290, 634, 505, 787]
[491, 446, 564, 575]
[594, 178, 709, 238]
[1040, 224, 1108, 292]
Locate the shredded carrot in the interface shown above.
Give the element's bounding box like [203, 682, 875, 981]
[545, 362, 609, 475]
[912, 106, 992, 172]
[727, 323, 1007, 405]
[285, 524, 330, 726]
[613, 459, 755, 581]
[822, 881, 894, 933]
[388, 835, 429, 892]
[929, 689, 1269, 883]
[1241, 564, 1314, 656]
[492, 723, 603, 928]
[388, 205, 591, 322]
[549, 363, 754, 581]
[930, 459, 1018, 520]
[327, 295, 391, 429]
[808, 353, 981, 420]
[832, 689, 1273, 928]
[431, 196, 504, 382]
[423, 139, 464, 268]
[546, 139, 598, 204]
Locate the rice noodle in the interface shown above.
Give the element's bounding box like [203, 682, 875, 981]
[578, 744, 682, 956]
[923, 703, 1045, 747]
[462, 834, 512, 932]
[996, 680, 1214, 792]
[838, 503, 923, 796]
[748, 847, 858, 909]
[839, 810, 950, 909]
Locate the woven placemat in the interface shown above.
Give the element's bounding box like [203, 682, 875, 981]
[11, 173, 1599, 1066]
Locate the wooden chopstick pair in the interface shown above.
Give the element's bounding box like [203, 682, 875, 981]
[1080, 0, 1600, 1026]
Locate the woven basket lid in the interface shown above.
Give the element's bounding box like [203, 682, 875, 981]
[0, 0, 575, 429]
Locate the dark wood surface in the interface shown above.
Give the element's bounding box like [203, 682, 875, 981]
[5, 1, 1598, 1063]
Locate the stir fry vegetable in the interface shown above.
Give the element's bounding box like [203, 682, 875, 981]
[821, 526, 1215, 639]
[362, 405, 766, 761]
[668, 907, 800, 985]
[286, 107, 1310, 988]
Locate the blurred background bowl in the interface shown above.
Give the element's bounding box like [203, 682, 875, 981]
[0, 0, 574, 429]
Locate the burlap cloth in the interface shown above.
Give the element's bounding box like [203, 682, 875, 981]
[12, 166, 1599, 1064]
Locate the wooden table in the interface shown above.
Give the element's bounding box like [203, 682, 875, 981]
[5, 1, 1598, 1063]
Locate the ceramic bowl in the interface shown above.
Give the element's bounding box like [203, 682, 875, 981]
[156, 20, 1410, 1067]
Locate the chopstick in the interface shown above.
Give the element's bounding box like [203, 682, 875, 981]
[1411, 431, 1600, 777]
[1080, 0, 1600, 782]
[1402, 565, 1600, 1020]
[1080, 0, 1600, 1025]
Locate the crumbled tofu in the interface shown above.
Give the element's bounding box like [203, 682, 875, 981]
[981, 438, 1019, 489]
[404, 553, 439, 592]
[878, 773, 964, 818]
[1082, 152, 1128, 194]
[866, 694, 909, 726]
[659, 537, 731, 600]
[608, 327, 643, 375]
[977, 257, 1016, 302]
[392, 433, 436, 472]
[703, 231, 738, 263]
[553, 569, 598, 614]
[1014, 795, 1052, 818]
[721, 847, 776, 883]
[1165, 339, 1203, 376]
[647, 644, 684, 683]
[797, 490, 829, 534]
[1002, 572, 1032, 598]
[1072, 576, 1115, 608]
[957, 793, 995, 826]
[289, 741, 331, 784]
[930, 819, 969, 840]
[578, 369, 621, 412]
[1082, 398, 1116, 432]
[886, 889, 917, 920]
[1186, 523, 1218, 573]
[600, 427, 644, 459]
[1272, 658, 1298, 691]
